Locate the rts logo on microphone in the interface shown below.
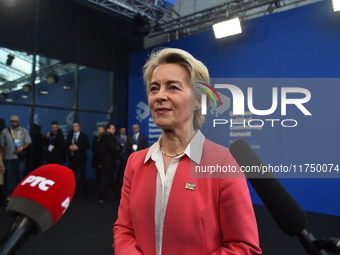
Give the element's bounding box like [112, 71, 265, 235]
[21, 175, 55, 191]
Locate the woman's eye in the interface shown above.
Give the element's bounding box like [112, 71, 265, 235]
[149, 86, 158, 92]
[168, 85, 179, 91]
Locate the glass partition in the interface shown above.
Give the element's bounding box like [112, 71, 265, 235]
[0, 1, 128, 175]
[34, 56, 79, 109]
[0, 47, 34, 103]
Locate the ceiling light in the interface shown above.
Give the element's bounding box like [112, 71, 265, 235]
[0, 93, 8, 99]
[6, 54, 15, 66]
[22, 95, 28, 98]
[40, 91, 49, 94]
[22, 84, 31, 93]
[46, 75, 59, 84]
[132, 14, 150, 37]
[267, 4, 275, 14]
[333, 0, 340, 12]
[213, 17, 242, 39]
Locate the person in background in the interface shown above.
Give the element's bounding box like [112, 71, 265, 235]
[116, 126, 127, 157]
[0, 115, 31, 201]
[29, 123, 44, 172]
[43, 121, 66, 165]
[0, 147, 5, 206]
[126, 124, 148, 155]
[66, 121, 90, 199]
[115, 126, 128, 190]
[91, 125, 105, 189]
[96, 123, 121, 203]
[0, 119, 5, 134]
[0, 118, 5, 205]
[113, 48, 261, 254]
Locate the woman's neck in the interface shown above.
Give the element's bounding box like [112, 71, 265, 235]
[160, 128, 196, 155]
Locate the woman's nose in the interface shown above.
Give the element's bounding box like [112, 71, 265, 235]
[155, 87, 168, 101]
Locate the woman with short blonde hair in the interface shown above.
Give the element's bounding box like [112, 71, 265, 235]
[114, 47, 261, 255]
[143, 47, 211, 130]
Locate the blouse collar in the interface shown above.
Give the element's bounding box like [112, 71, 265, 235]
[144, 129, 205, 165]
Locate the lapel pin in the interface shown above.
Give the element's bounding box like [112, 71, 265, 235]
[185, 182, 196, 191]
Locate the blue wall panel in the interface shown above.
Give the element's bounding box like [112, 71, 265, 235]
[0, 104, 31, 130]
[35, 72, 75, 108]
[79, 67, 111, 112]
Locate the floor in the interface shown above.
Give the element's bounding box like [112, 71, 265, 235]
[1, 182, 340, 255]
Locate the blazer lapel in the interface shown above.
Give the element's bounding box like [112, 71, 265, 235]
[161, 156, 192, 250]
[131, 158, 157, 254]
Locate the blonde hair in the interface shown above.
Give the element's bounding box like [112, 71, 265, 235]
[142, 47, 210, 129]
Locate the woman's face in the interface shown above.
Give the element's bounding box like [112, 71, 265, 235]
[148, 63, 200, 132]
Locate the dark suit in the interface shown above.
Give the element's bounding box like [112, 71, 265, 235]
[91, 135, 102, 188]
[43, 129, 66, 165]
[66, 131, 90, 198]
[115, 134, 128, 187]
[97, 132, 121, 200]
[116, 134, 127, 155]
[126, 132, 148, 156]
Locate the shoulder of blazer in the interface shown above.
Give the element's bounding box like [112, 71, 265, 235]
[203, 139, 229, 153]
[127, 147, 150, 165]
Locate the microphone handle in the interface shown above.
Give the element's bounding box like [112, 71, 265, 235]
[313, 237, 340, 254]
[0, 216, 36, 255]
[298, 230, 329, 255]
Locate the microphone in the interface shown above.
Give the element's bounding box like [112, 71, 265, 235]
[0, 164, 76, 255]
[229, 139, 327, 255]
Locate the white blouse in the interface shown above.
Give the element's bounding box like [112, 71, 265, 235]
[143, 130, 205, 255]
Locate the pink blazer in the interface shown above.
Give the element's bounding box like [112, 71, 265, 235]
[113, 139, 262, 255]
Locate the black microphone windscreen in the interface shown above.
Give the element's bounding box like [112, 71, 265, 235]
[230, 139, 308, 237]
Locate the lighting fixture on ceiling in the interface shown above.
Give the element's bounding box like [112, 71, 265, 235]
[46, 74, 59, 84]
[132, 14, 150, 37]
[0, 93, 8, 99]
[333, 0, 340, 12]
[22, 84, 31, 93]
[213, 17, 242, 39]
[6, 54, 15, 66]
[267, 4, 275, 14]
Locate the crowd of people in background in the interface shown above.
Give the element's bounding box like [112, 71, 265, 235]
[0, 115, 149, 206]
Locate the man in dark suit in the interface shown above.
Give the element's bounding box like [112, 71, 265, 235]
[126, 124, 148, 156]
[96, 123, 121, 203]
[66, 121, 90, 198]
[43, 121, 66, 165]
[91, 126, 105, 189]
[115, 126, 128, 191]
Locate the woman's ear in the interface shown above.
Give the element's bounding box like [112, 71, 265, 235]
[195, 95, 202, 110]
